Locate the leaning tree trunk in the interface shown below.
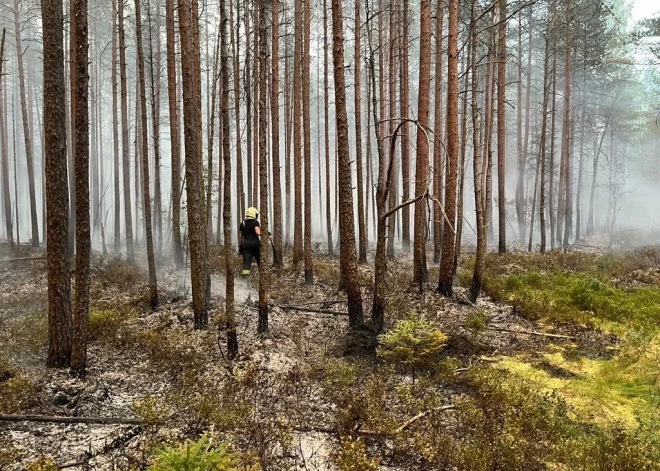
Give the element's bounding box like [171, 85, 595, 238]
[179, 0, 209, 329]
[437, 0, 458, 297]
[70, 0, 90, 376]
[331, 0, 363, 327]
[136, 0, 159, 309]
[43, 0, 73, 368]
[412, 0, 431, 286]
[13, 0, 40, 247]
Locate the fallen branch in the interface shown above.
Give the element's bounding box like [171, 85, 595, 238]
[394, 405, 456, 434]
[0, 414, 143, 425]
[58, 461, 86, 470]
[487, 327, 575, 341]
[294, 405, 456, 437]
[278, 305, 349, 316]
[0, 257, 47, 263]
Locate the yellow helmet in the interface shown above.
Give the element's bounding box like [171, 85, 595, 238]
[245, 207, 259, 219]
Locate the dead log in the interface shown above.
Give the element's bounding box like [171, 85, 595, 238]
[0, 414, 143, 425]
[0, 257, 47, 263]
[278, 305, 350, 316]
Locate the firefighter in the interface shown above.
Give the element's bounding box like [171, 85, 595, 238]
[238, 207, 270, 278]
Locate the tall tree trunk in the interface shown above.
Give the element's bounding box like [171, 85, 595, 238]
[271, 0, 283, 267]
[433, 4, 444, 264]
[166, 0, 183, 268]
[231, 0, 245, 234]
[111, 4, 120, 252]
[496, 0, 507, 254]
[323, 0, 333, 256]
[257, 0, 270, 333]
[331, 0, 363, 327]
[179, 0, 209, 329]
[469, 0, 485, 302]
[0, 30, 13, 247]
[292, 0, 303, 266]
[70, 0, 90, 375]
[413, 0, 431, 285]
[548, 38, 557, 249]
[13, 0, 40, 247]
[147, 0, 163, 257]
[119, 0, 135, 263]
[562, 6, 573, 249]
[355, 0, 367, 263]
[437, 0, 458, 296]
[303, 0, 313, 282]
[386, 2, 398, 260]
[43, 0, 72, 368]
[136, 0, 159, 309]
[220, 0, 238, 357]
[400, 0, 411, 255]
[206, 36, 219, 244]
[539, 22, 551, 253]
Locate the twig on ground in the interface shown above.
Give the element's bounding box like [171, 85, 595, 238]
[487, 327, 575, 340]
[0, 414, 143, 425]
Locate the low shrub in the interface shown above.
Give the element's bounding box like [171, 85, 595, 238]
[377, 312, 448, 379]
[333, 437, 379, 471]
[0, 356, 36, 413]
[149, 433, 257, 471]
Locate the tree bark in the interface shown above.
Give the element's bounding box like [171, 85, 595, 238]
[136, 0, 159, 309]
[166, 0, 183, 267]
[13, 0, 40, 247]
[292, 0, 303, 266]
[118, 0, 134, 263]
[147, 0, 163, 257]
[111, 4, 120, 253]
[400, 0, 411, 255]
[432, 4, 444, 264]
[70, 0, 90, 376]
[271, 0, 283, 267]
[43, 0, 73, 368]
[179, 0, 209, 329]
[303, 0, 313, 282]
[220, 0, 238, 357]
[469, 0, 485, 302]
[0, 30, 13, 247]
[413, 0, 431, 285]
[437, 0, 458, 297]
[355, 0, 367, 263]
[496, 0, 507, 254]
[323, 0, 333, 256]
[258, 0, 270, 333]
[331, 0, 363, 327]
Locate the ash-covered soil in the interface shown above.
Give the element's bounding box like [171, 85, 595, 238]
[0, 248, 604, 470]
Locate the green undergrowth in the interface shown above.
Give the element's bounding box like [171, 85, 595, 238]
[458, 249, 660, 431]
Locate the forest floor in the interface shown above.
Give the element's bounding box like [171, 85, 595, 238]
[1, 240, 660, 470]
